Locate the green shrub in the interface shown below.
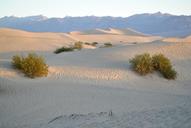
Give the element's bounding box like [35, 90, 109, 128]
[161, 67, 177, 79]
[84, 42, 98, 46]
[84, 42, 91, 45]
[74, 41, 83, 50]
[130, 53, 154, 75]
[104, 42, 113, 47]
[152, 54, 177, 79]
[12, 53, 48, 78]
[54, 47, 74, 54]
[152, 54, 171, 70]
[130, 53, 177, 79]
[12, 55, 23, 69]
[92, 42, 98, 46]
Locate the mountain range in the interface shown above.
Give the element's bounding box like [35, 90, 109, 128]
[0, 12, 191, 37]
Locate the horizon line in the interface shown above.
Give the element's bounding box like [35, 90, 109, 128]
[1, 11, 191, 19]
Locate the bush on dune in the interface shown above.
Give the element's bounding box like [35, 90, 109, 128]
[74, 41, 83, 50]
[130, 53, 154, 75]
[130, 53, 177, 79]
[104, 42, 113, 47]
[12, 53, 48, 78]
[152, 54, 177, 79]
[85, 42, 98, 46]
[12, 55, 23, 69]
[54, 47, 74, 54]
[54, 41, 83, 54]
[92, 42, 98, 46]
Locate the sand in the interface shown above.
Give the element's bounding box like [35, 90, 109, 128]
[0, 28, 191, 128]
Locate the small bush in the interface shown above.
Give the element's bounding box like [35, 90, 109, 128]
[130, 53, 177, 79]
[152, 54, 177, 79]
[161, 67, 177, 79]
[152, 54, 171, 70]
[92, 42, 98, 46]
[12, 55, 23, 69]
[104, 42, 113, 47]
[12, 53, 48, 78]
[85, 42, 98, 46]
[130, 53, 154, 75]
[54, 47, 74, 54]
[74, 41, 83, 50]
[84, 42, 91, 45]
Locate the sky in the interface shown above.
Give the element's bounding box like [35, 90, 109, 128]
[0, 0, 191, 18]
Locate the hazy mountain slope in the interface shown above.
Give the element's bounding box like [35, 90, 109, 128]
[0, 12, 191, 37]
[127, 12, 191, 37]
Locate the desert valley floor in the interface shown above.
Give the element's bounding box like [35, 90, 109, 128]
[0, 28, 191, 128]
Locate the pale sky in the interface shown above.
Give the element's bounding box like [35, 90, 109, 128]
[0, 0, 191, 18]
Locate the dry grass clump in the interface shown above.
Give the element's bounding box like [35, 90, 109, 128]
[104, 42, 113, 47]
[12, 53, 48, 78]
[54, 47, 74, 54]
[85, 42, 98, 46]
[152, 54, 177, 79]
[130, 53, 177, 79]
[130, 53, 154, 75]
[92, 42, 98, 46]
[74, 41, 83, 50]
[54, 41, 83, 54]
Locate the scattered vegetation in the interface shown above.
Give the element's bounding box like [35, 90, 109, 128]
[92, 42, 98, 46]
[152, 54, 177, 79]
[130, 53, 177, 79]
[12, 53, 48, 78]
[84, 42, 98, 46]
[130, 53, 154, 75]
[84, 42, 91, 45]
[104, 42, 113, 47]
[54, 41, 83, 54]
[54, 47, 74, 54]
[12, 55, 23, 70]
[74, 41, 83, 50]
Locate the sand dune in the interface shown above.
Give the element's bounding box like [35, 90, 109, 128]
[0, 28, 161, 52]
[0, 28, 191, 128]
[68, 34, 160, 44]
[163, 35, 191, 43]
[73, 28, 147, 36]
[0, 28, 76, 52]
[99, 28, 147, 36]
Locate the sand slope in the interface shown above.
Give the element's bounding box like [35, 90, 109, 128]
[163, 35, 191, 43]
[0, 28, 191, 128]
[0, 28, 161, 52]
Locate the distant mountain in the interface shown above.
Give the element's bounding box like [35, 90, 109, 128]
[127, 12, 191, 37]
[0, 12, 191, 37]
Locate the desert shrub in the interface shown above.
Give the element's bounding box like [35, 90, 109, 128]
[12, 55, 23, 69]
[84, 42, 91, 45]
[152, 54, 171, 70]
[104, 42, 113, 47]
[12, 53, 48, 78]
[130, 53, 154, 75]
[161, 67, 177, 79]
[54, 47, 74, 54]
[85, 42, 98, 46]
[74, 41, 83, 50]
[92, 42, 98, 46]
[152, 54, 177, 79]
[130, 53, 177, 79]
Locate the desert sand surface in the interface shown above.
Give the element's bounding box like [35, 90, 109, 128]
[163, 36, 191, 43]
[0, 28, 191, 128]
